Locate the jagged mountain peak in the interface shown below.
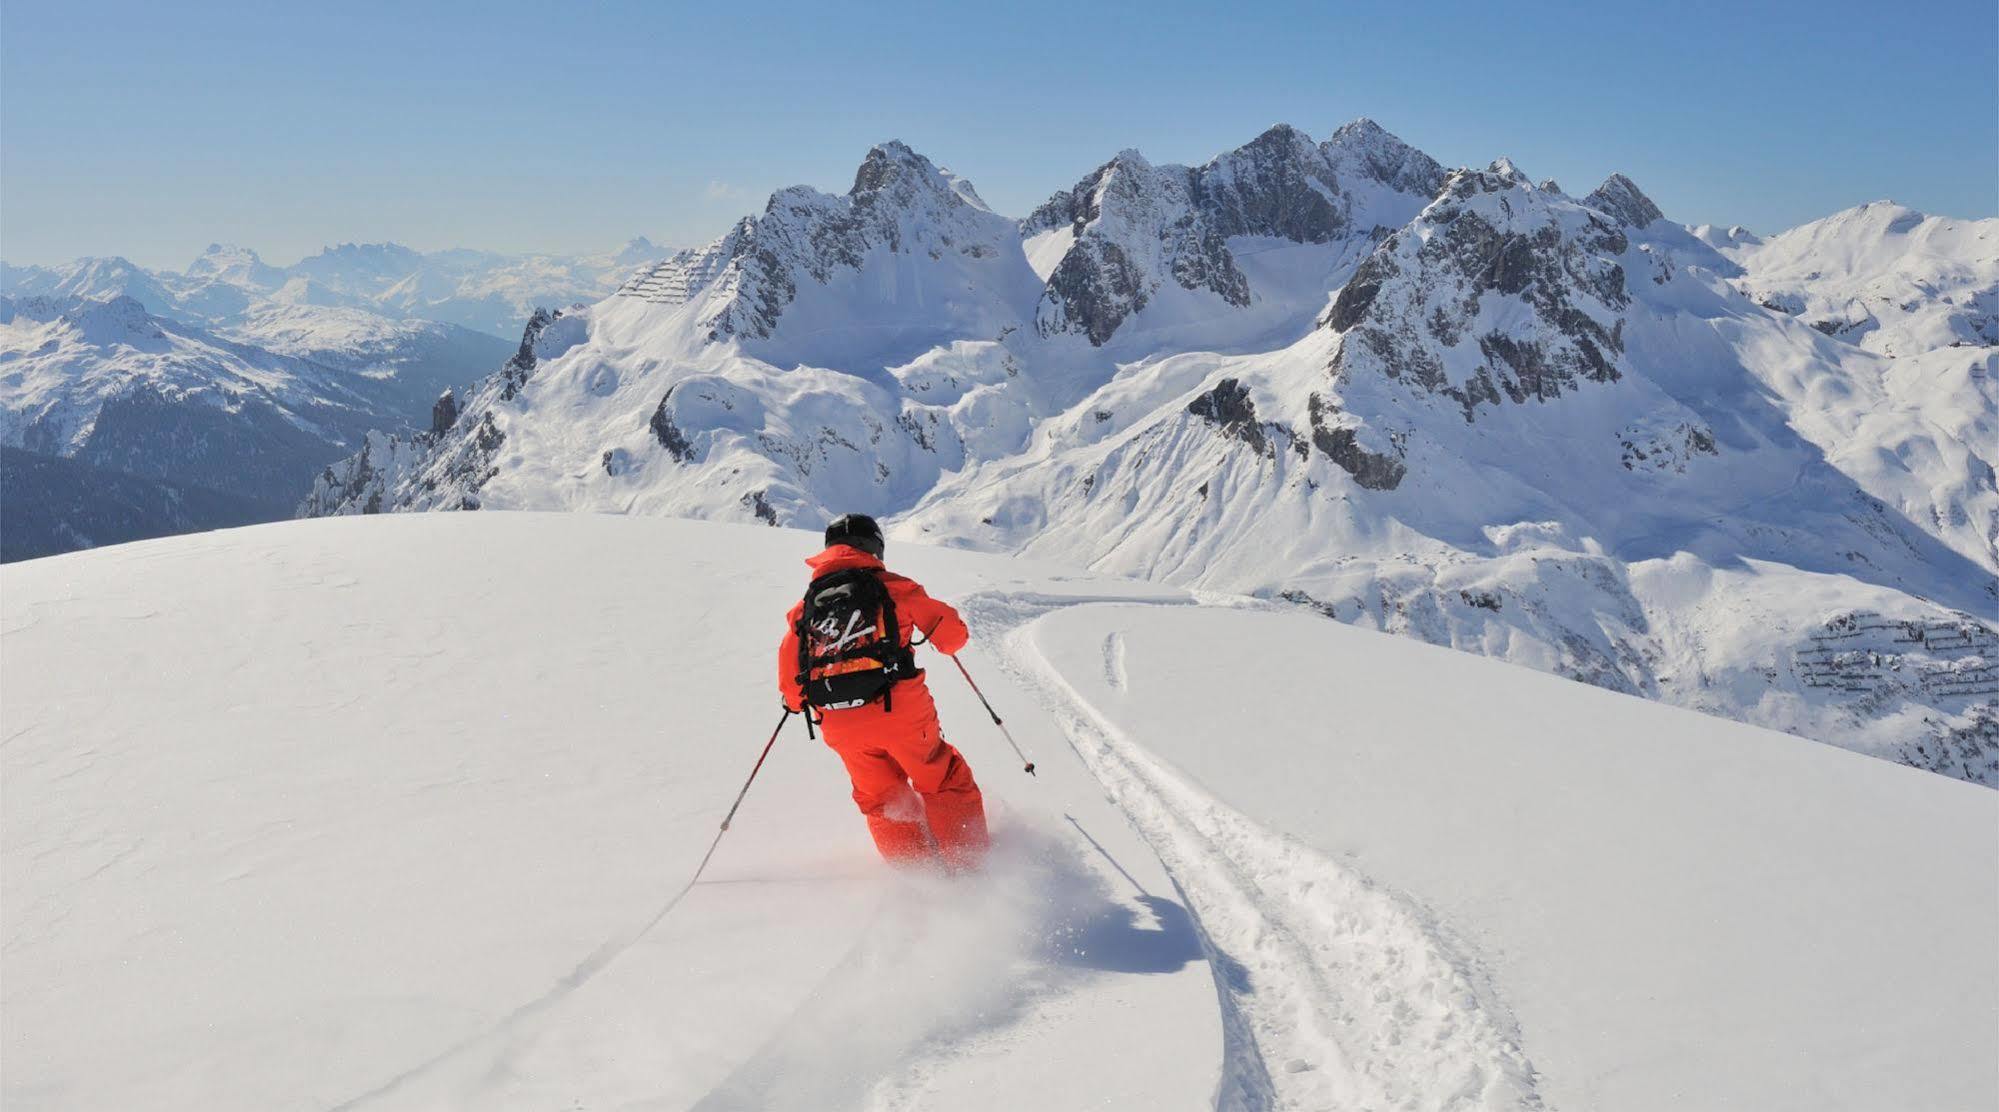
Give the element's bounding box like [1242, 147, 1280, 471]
[1584, 173, 1665, 229]
[1485, 158, 1532, 186]
[1329, 116, 1387, 138]
[1021, 149, 1160, 237]
[308, 242, 422, 261]
[186, 243, 282, 288]
[1029, 121, 1457, 346]
[843, 141, 1006, 221]
[1439, 163, 1531, 199]
[850, 140, 947, 195]
[1237, 122, 1318, 156]
[1324, 169, 1632, 431]
[1322, 118, 1447, 197]
[615, 140, 1035, 348]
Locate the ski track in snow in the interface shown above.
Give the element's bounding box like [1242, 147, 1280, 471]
[326, 871, 715, 1110]
[1103, 631, 1129, 693]
[959, 592, 1545, 1112]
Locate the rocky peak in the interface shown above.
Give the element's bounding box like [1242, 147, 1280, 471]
[850, 140, 946, 198]
[623, 142, 1031, 345]
[499, 308, 561, 399]
[1486, 158, 1533, 187]
[1321, 118, 1447, 198]
[1023, 150, 1165, 237]
[1584, 173, 1665, 229]
[1195, 123, 1347, 242]
[1034, 150, 1247, 345]
[430, 389, 459, 435]
[1034, 122, 1453, 346]
[1439, 163, 1535, 200]
[1326, 174, 1632, 422]
[62, 294, 167, 344]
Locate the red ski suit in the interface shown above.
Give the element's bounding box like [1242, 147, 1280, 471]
[779, 545, 989, 868]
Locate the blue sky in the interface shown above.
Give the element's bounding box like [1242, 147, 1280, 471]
[4, 0, 1993, 268]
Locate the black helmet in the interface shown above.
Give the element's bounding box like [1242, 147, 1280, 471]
[824, 513, 885, 558]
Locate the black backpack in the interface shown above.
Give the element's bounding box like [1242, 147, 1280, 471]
[794, 568, 918, 710]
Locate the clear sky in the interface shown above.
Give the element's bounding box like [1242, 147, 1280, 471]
[4, 0, 1993, 269]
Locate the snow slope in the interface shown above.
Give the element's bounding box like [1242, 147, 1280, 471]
[4, 514, 1993, 1110]
[1723, 202, 1999, 575]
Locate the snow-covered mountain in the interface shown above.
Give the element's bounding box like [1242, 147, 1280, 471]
[252, 238, 660, 337]
[1713, 203, 1999, 578]
[294, 122, 1998, 783]
[0, 238, 610, 553]
[0, 293, 482, 508]
[0, 252, 514, 415]
[1025, 120, 1442, 350]
[4, 514, 1993, 1109]
[6, 238, 660, 340]
[1724, 201, 1997, 353]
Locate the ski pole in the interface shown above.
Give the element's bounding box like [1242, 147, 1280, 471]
[948, 654, 1036, 776]
[686, 708, 794, 887]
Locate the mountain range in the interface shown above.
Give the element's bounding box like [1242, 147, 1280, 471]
[21, 120, 1995, 782]
[0, 239, 659, 551]
[2, 237, 658, 341]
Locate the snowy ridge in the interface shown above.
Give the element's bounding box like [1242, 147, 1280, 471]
[1729, 201, 1997, 353]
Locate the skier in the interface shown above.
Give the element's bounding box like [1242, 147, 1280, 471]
[779, 514, 991, 870]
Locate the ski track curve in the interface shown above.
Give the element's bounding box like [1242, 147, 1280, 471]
[963, 592, 1546, 1112]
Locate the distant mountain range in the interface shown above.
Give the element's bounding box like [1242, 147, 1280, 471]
[1, 239, 660, 553]
[3, 238, 659, 340]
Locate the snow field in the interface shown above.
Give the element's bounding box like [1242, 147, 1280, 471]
[5, 514, 1993, 1111]
[1, 515, 1222, 1110]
